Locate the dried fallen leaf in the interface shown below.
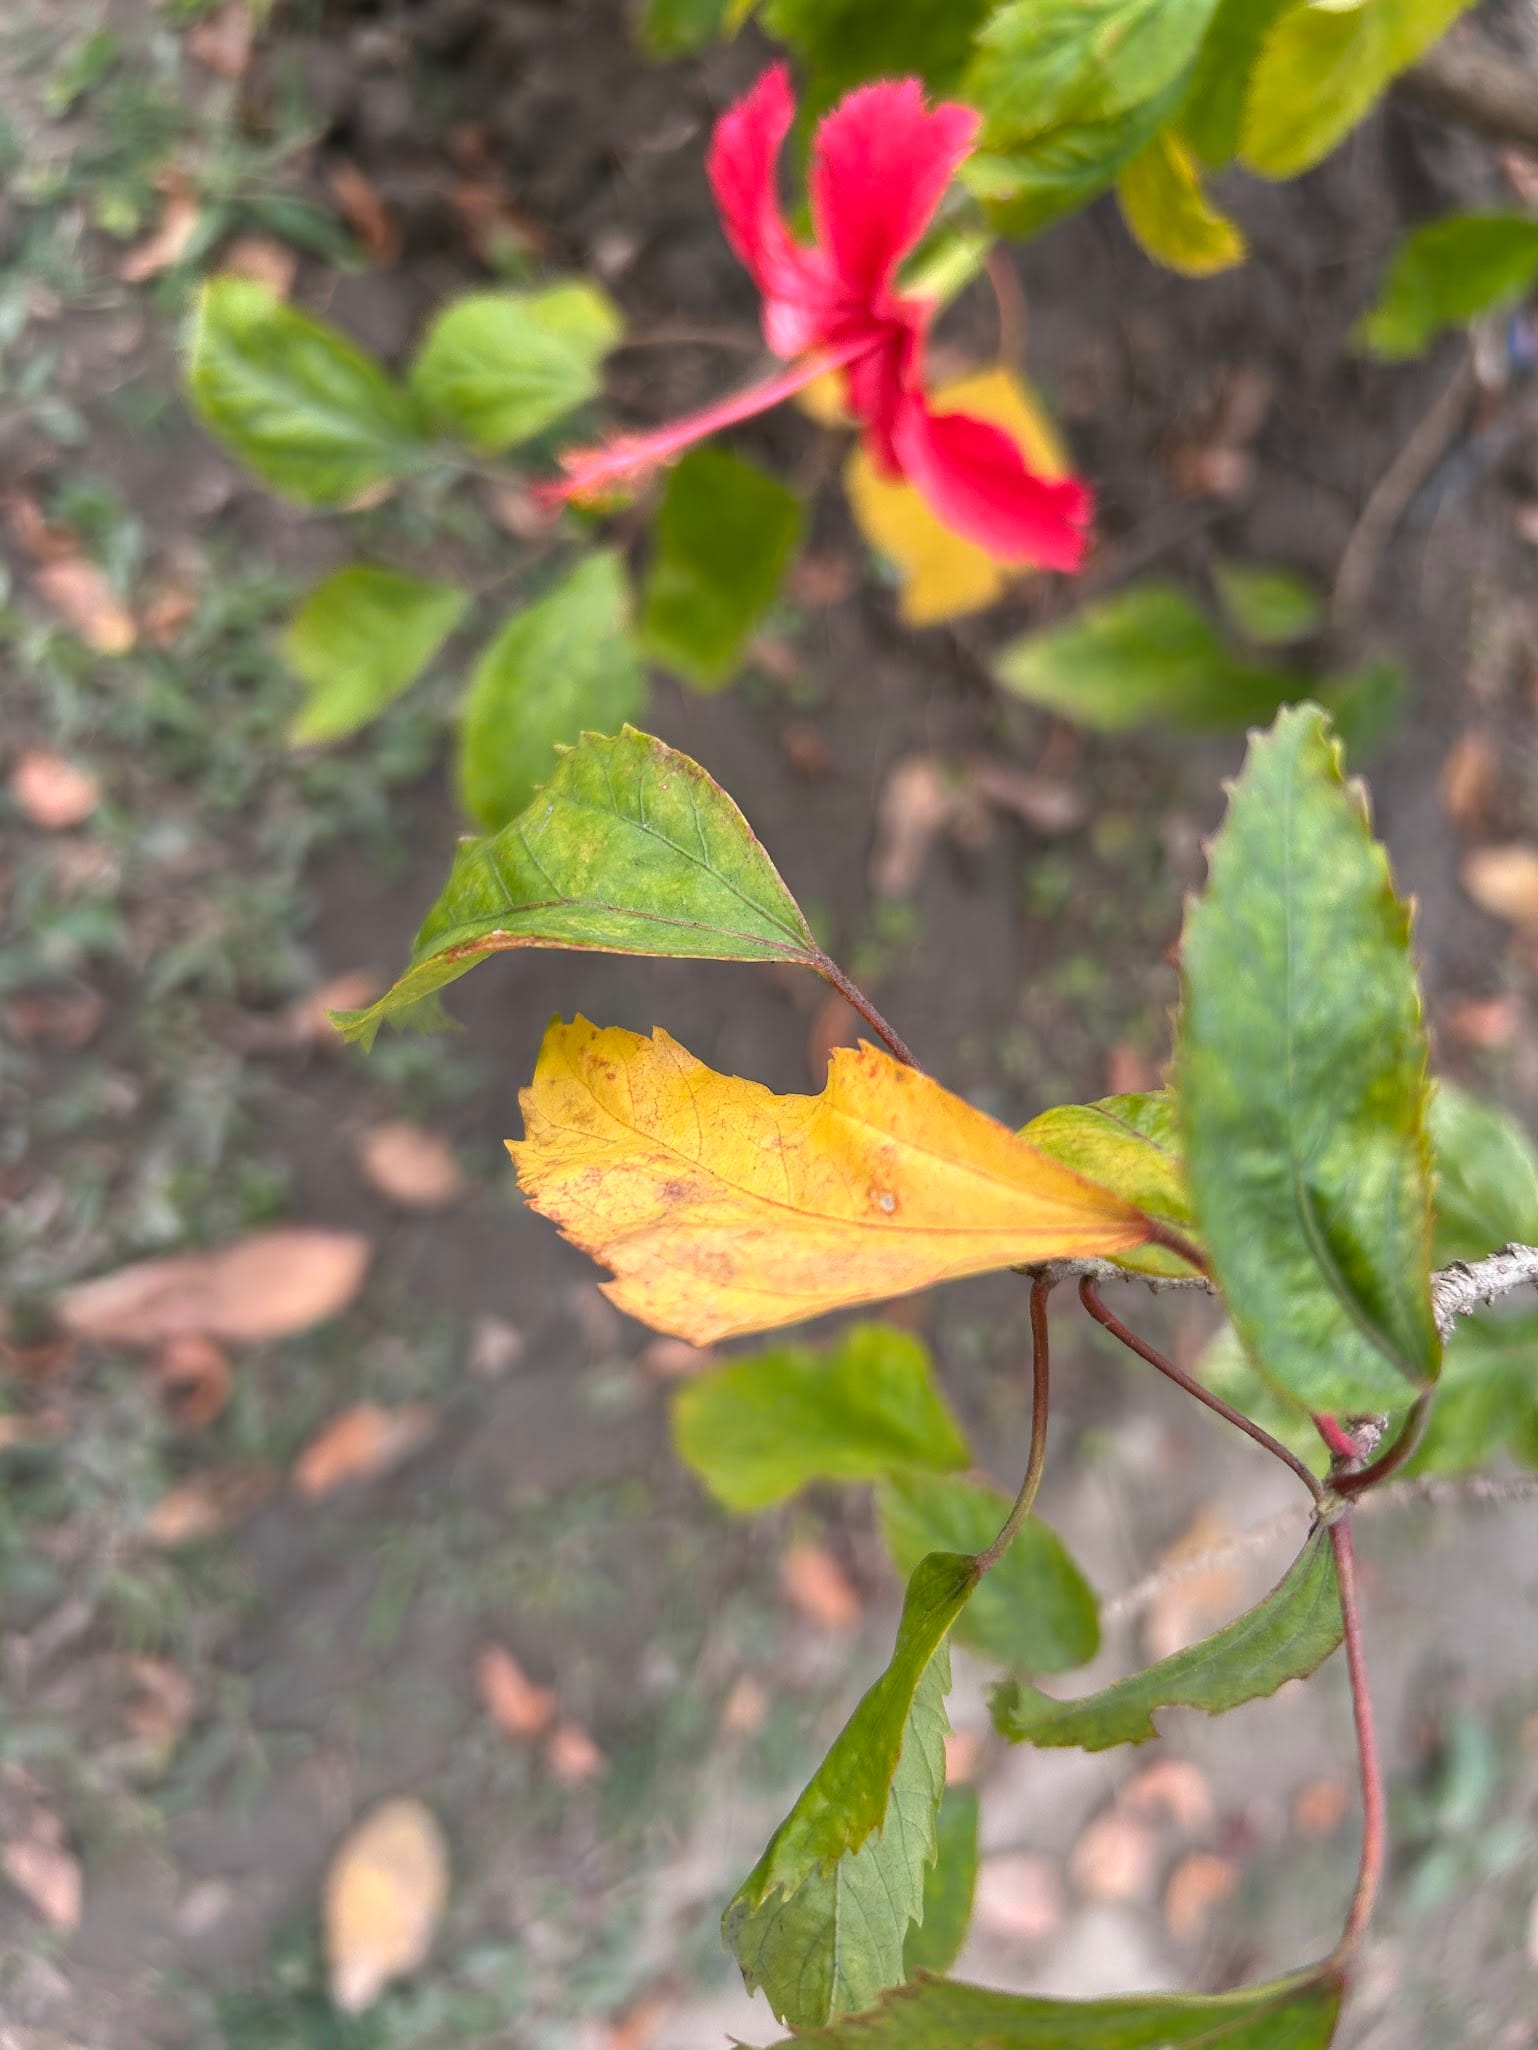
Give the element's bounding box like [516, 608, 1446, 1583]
[1463, 844, 1538, 929]
[356, 1123, 465, 1210]
[118, 175, 202, 283]
[1291, 1773, 1349, 1840]
[291, 1402, 436, 1500]
[966, 758, 1086, 837]
[187, 1, 253, 77]
[779, 720, 834, 781]
[605, 1992, 675, 2050]
[1142, 1505, 1242, 1663]
[943, 1727, 987, 1785]
[870, 755, 956, 898]
[1069, 1810, 1160, 1904]
[466, 1315, 525, 1379]
[118, 1655, 197, 1762]
[636, 1336, 713, 1381]
[1445, 993, 1521, 1049]
[777, 1539, 861, 1630]
[33, 559, 137, 655]
[153, 1334, 232, 1432]
[510, 1020, 1152, 1345]
[719, 1674, 768, 1738]
[1163, 1849, 1238, 1945]
[1120, 1758, 1215, 1836]
[545, 1721, 606, 1786]
[0, 1409, 70, 1452]
[327, 160, 402, 268]
[324, 1798, 449, 2016]
[59, 1228, 372, 1346]
[1440, 730, 1500, 833]
[5, 984, 105, 1049]
[3, 1811, 82, 1931]
[139, 576, 199, 649]
[9, 752, 101, 830]
[219, 235, 298, 297]
[972, 1851, 1064, 1943]
[144, 1462, 275, 1545]
[475, 1645, 557, 1740]
[806, 988, 861, 1080]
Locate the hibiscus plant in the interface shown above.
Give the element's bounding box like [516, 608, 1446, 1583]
[335, 696, 1538, 2044]
[183, 0, 1518, 824]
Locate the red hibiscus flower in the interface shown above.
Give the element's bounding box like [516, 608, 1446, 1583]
[543, 66, 1092, 572]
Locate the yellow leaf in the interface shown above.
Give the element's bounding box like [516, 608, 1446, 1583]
[1116, 131, 1247, 280]
[844, 368, 1072, 627]
[324, 1798, 449, 2015]
[508, 1018, 1152, 1344]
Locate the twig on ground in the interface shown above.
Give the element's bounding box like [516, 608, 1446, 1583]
[1398, 39, 1538, 153]
[1332, 350, 1476, 628]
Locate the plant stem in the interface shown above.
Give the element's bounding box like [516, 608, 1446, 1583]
[1079, 1279, 1326, 1504]
[812, 953, 921, 1070]
[1327, 1513, 1386, 1964]
[1312, 1411, 1363, 1465]
[977, 1275, 1053, 1571]
[1336, 1392, 1432, 1498]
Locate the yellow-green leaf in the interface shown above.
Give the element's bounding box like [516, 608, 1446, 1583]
[509, 1019, 1157, 1344]
[1022, 1090, 1199, 1277]
[1116, 128, 1245, 276]
[1242, 0, 1474, 181]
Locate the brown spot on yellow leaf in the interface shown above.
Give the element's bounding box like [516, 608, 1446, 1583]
[324, 1798, 449, 2015]
[508, 1019, 1152, 1345]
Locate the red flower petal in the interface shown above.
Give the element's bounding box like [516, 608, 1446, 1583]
[810, 80, 979, 308]
[540, 341, 875, 504]
[890, 397, 1093, 571]
[707, 64, 835, 357]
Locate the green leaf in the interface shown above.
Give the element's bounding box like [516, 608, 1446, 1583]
[641, 447, 803, 691]
[1430, 1081, 1538, 1264]
[1352, 213, 1538, 363]
[1406, 1312, 1538, 1476]
[992, 1522, 1341, 1750]
[333, 726, 819, 1047]
[284, 567, 469, 746]
[1314, 653, 1407, 761]
[902, 1787, 978, 1980]
[964, 88, 1182, 242]
[724, 1553, 978, 2027]
[993, 582, 1305, 733]
[671, 1324, 969, 1512]
[639, 0, 732, 54]
[758, 1966, 1344, 2048]
[1179, 0, 1297, 165]
[878, 1472, 1098, 1675]
[963, 0, 1221, 237]
[1242, 0, 1475, 181]
[456, 552, 643, 830]
[1177, 704, 1439, 1413]
[186, 278, 426, 506]
[1022, 1092, 1199, 1277]
[1116, 128, 1245, 276]
[762, 0, 994, 109]
[407, 284, 621, 454]
[1211, 559, 1323, 647]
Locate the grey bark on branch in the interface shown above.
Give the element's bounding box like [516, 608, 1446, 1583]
[1038, 1242, 1538, 1342]
[1398, 39, 1538, 154]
